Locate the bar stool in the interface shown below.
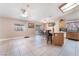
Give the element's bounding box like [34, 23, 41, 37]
[46, 30, 52, 44]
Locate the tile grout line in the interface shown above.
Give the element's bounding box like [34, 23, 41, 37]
[18, 47, 22, 56]
[57, 39, 68, 56]
[75, 42, 77, 56]
[57, 46, 64, 56]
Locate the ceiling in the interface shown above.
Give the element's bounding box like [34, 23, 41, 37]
[0, 3, 63, 21]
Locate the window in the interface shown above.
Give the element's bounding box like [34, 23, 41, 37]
[59, 3, 79, 13]
[14, 24, 25, 31]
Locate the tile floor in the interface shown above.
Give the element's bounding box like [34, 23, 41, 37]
[0, 35, 79, 56]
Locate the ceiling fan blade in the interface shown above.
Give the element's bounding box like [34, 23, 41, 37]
[21, 9, 26, 13]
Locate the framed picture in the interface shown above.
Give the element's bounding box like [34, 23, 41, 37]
[28, 23, 34, 28]
[48, 22, 55, 27]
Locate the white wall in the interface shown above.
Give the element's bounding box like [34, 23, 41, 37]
[54, 20, 59, 32]
[0, 17, 35, 39]
[41, 17, 60, 33]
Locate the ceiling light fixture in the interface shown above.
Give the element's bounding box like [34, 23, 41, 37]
[59, 3, 79, 13]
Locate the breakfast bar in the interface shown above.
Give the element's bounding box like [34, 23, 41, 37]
[52, 33, 64, 46]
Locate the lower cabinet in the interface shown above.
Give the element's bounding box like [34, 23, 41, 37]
[52, 33, 64, 46]
[66, 32, 79, 41]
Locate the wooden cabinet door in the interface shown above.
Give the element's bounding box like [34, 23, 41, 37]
[52, 33, 64, 46]
[76, 32, 79, 40]
[66, 32, 73, 39]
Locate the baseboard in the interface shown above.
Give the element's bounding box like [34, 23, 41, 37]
[0, 36, 25, 42]
[0, 38, 10, 42]
[0, 35, 33, 42]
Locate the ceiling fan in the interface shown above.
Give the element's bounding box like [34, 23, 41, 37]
[21, 4, 30, 18]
